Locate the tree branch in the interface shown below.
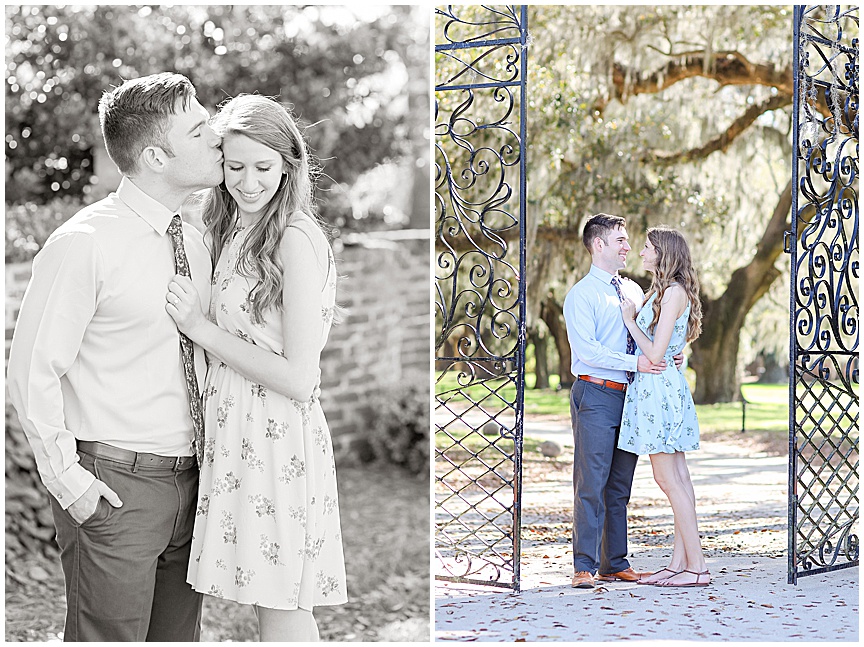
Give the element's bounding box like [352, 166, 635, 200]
[644, 93, 792, 165]
[644, 47, 755, 73]
[609, 51, 793, 102]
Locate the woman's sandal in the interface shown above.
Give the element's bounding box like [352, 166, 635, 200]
[636, 567, 677, 585]
[655, 569, 710, 587]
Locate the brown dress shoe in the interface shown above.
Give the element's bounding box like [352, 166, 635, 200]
[571, 571, 595, 588]
[596, 567, 648, 582]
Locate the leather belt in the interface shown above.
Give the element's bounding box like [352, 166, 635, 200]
[76, 440, 195, 471]
[578, 374, 627, 392]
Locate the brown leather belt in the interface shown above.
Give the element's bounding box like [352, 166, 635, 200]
[77, 440, 195, 471]
[578, 374, 627, 392]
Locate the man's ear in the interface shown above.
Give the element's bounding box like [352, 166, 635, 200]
[140, 146, 167, 173]
[592, 236, 604, 253]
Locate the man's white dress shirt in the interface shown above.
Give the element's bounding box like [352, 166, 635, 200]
[8, 178, 211, 508]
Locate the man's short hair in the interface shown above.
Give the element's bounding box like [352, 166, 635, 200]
[98, 72, 197, 176]
[582, 213, 627, 253]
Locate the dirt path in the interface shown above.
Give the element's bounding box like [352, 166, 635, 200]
[436, 424, 859, 642]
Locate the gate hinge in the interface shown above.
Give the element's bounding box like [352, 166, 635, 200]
[783, 230, 793, 254]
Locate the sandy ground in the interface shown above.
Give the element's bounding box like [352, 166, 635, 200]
[435, 420, 859, 642]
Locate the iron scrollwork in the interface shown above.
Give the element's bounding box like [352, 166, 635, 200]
[788, 5, 859, 584]
[435, 5, 528, 591]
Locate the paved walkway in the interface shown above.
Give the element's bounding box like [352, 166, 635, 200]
[436, 419, 859, 642]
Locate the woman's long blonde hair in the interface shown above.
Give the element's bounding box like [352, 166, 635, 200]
[202, 94, 327, 325]
[644, 227, 703, 342]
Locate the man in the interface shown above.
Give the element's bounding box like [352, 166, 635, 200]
[563, 213, 681, 589]
[7, 72, 223, 641]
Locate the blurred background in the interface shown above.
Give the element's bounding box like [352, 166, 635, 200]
[5, 4, 430, 642]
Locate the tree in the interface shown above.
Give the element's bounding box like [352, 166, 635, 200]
[517, 5, 799, 403]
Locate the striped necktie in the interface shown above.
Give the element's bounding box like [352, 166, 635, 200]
[610, 275, 636, 384]
[167, 215, 205, 465]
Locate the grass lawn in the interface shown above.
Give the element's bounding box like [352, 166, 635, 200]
[434, 429, 545, 457]
[436, 371, 567, 417]
[436, 370, 791, 433]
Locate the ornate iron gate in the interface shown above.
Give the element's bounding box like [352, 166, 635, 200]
[434, 5, 528, 591]
[787, 5, 859, 584]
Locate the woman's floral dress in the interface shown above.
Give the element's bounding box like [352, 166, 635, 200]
[187, 219, 347, 610]
[617, 293, 700, 455]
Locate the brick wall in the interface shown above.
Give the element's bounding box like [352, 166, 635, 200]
[320, 232, 431, 451]
[5, 231, 431, 453]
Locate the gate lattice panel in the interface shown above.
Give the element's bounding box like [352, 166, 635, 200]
[434, 5, 528, 591]
[787, 4, 859, 584]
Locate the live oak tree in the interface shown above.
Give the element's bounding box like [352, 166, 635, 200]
[520, 5, 799, 403]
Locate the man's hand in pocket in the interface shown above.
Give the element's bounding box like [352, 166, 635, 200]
[67, 479, 123, 525]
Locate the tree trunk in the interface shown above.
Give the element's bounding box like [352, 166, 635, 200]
[435, 334, 457, 373]
[689, 289, 752, 403]
[758, 351, 789, 383]
[540, 294, 576, 388]
[689, 179, 794, 403]
[529, 327, 550, 389]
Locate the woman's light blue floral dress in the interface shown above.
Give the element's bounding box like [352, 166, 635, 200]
[618, 293, 700, 455]
[187, 217, 347, 610]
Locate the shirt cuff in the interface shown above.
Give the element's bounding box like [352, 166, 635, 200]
[627, 354, 639, 373]
[44, 463, 96, 510]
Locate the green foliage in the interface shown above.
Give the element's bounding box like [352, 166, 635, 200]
[369, 383, 429, 474]
[523, 5, 792, 249]
[5, 4, 428, 229]
[436, 5, 797, 381]
[441, 5, 791, 284]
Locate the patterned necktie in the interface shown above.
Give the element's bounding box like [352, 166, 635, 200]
[167, 215, 205, 465]
[610, 275, 636, 384]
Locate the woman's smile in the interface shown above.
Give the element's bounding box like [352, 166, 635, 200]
[221, 133, 285, 220]
[237, 188, 264, 200]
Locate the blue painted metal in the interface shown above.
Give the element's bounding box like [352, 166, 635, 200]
[787, 4, 859, 584]
[434, 5, 528, 591]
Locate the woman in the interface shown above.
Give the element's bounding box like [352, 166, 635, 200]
[166, 94, 347, 640]
[617, 227, 709, 588]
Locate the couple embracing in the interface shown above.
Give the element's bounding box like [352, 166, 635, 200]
[8, 72, 346, 641]
[564, 213, 710, 590]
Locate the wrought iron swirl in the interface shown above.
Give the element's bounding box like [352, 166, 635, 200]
[435, 5, 527, 591]
[435, 90, 522, 362]
[436, 5, 523, 47]
[789, 4, 858, 583]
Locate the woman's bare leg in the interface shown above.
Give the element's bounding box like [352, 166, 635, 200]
[256, 606, 319, 642]
[640, 513, 686, 583]
[649, 451, 709, 585]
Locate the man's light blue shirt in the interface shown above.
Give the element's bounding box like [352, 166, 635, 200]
[563, 264, 644, 383]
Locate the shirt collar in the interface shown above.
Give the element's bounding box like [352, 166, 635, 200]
[116, 177, 177, 236]
[589, 263, 619, 285]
